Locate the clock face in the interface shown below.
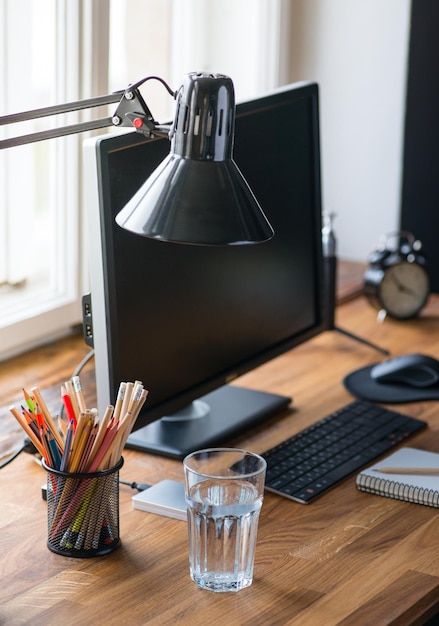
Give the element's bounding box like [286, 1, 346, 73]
[378, 261, 429, 319]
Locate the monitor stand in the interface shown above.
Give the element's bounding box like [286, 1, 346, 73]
[323, 241, 389, 356]
[125, 384, 291, 459]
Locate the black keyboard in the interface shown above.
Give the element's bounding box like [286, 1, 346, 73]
[262, 399, 427, 504]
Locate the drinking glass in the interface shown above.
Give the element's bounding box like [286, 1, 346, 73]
[183, 448, 266, 592]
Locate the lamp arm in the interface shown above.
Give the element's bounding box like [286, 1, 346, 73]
[0, 76, 176, 149]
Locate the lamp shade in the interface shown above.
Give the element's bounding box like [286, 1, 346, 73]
[115, 72, 274, 245]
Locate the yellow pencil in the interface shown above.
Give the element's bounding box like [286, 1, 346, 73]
[109, 388, 149, 466]
[86, 405, 114, 470]
[68, 413, 93, 472]
[77, 421, 98, 473]
[119, 382, 133, 424]
[113, 382, 126, 421]
[72, 375, 87, 414]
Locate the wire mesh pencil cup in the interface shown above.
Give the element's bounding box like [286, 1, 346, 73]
[43, 457, 123, 557]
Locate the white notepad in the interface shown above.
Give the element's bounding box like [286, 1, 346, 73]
[132, 479, 187, 521]
[356, 447, 439, 508]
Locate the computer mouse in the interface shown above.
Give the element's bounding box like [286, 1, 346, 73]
[371, 353, 439, 388]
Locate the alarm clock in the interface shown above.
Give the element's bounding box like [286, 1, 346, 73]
[364, 231, 430, 320]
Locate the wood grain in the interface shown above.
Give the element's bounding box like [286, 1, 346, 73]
[1, 286, 439, 624]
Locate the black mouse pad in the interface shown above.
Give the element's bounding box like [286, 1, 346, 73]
[343, 365, 439, 403]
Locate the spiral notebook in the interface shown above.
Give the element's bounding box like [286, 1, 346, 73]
[356, 447, 439, 508]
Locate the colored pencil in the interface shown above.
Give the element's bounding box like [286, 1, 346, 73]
[9, 405, 46, 459]
[11, 376, 149, 552]
[32, 386, 64, 451]
[60, 420, 75, 472]
[61, 383, 78, 429]
[72, 375, 87, 414]
[113, 382, 126, 421]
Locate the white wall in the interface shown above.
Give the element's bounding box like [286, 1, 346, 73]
[286, 0, 412, 261]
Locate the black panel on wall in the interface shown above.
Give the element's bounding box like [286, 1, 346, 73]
[400, 0, 439, 293]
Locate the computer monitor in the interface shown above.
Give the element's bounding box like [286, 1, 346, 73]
[83, 80, 325, 459]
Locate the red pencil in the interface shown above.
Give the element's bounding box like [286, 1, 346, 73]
[61, 384, 77, 429]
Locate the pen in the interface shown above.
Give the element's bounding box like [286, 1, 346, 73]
[373, 467, 439, 475]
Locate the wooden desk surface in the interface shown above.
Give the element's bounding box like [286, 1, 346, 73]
[1, 294, 439, 625]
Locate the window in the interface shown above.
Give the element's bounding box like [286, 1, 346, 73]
[109, 0, 287, 115]
[0, 0, 88, 359]
[0, 0, 285, 360]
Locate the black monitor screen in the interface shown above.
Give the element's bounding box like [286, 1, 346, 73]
[84, 81, 325, 458]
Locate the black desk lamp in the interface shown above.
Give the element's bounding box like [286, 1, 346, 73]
[0, 72, 274, 246]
